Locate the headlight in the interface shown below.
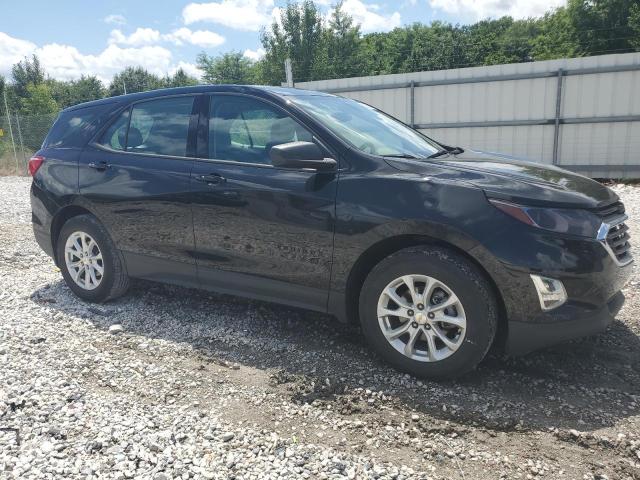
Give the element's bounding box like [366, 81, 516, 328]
[489, 199, 601, 237]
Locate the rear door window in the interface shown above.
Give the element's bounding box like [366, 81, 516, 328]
[98, 109, 129, 151]
[97, 96, 195, 157]
[128, 96, 195, 157]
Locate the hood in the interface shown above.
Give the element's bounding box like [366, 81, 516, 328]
[386, 149, 618, 209]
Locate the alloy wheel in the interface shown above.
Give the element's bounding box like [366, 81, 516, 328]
[64, 231, 104, 290]
[377, 274, 466, 362]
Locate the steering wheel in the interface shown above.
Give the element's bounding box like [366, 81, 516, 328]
[360, 142, 376, 154]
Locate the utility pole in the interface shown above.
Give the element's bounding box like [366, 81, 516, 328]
[284, 58, 294, 88]
[2, 88, 19, 172]
[122, 80, 127, 95]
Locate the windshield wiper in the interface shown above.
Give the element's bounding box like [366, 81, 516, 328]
[427, 146, 465, 158]
[383, 153, 423, 159]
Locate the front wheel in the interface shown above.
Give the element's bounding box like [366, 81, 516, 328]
[56, 214, 129, 303]
[359, 246, 497, 379]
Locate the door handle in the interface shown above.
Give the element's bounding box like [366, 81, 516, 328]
[88, 161, 111, 171]
[197, 174, 226, 185]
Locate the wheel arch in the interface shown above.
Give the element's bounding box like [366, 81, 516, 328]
[50, 205, 95, 265]
[343, 234, 508, 350]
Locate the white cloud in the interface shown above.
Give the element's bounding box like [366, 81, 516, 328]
[36, 43, 174, 84]
[108, 26, 225, 49]
[0, 32, 198, 84]
[170, 61, 203, 79]
[0, 32, 36, 77]
[104, 14, 126, 26]
[164, 28, 225, 48]
[338, 0, 401, 33]
[429, 0, 565, 20]
[109, 28, 162, 47]
[243, 47, 265, 61]
[183, 0, 275, 31]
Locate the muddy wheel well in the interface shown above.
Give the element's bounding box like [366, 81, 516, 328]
[344, 235, 508, 351]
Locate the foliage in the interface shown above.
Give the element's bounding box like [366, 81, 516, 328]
[11, 55, 46, 99]
[19, 83, 58, 116]
[108, 67, 165, 97]
[164, 68, 200, 88]
[260, 0, 325, 84]
[197, 52, 260, 84]
[49, 76, 105, 109]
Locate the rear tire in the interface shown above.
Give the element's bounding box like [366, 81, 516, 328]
[56, 214, 129, 303]
[359, 246, 497, 379]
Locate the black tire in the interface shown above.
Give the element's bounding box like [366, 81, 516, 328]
[56, 214, 129, 303]
[359, 246, 497, 379]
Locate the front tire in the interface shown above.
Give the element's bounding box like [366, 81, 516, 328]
[56, 214, 129, 303]
[359, 246, 497, 379]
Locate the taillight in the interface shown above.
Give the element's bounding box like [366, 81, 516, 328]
[28, 155, 45, 176]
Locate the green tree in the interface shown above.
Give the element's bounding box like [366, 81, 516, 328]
[317, 1, 363, 79]
[19, 83, 58, 116]
[164, 68, 200, 87]
[631, 3, 640, 49]
[12, 55, 46, 99]
[50, 76, 105, 109]
[530, 6, 580, 59]
[260, 0, 325, 84]
[108, 67, 163, 96]
[197, 52, 259, 84]
[567, 0, 640, 55]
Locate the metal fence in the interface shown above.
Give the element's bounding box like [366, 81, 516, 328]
[0, 113, 57, 175]
[296, 52, 640, 179]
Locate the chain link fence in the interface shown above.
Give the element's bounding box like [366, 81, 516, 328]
[0, 113, 57, 175]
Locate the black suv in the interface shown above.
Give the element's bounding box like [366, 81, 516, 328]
[30, 85, 632, 378]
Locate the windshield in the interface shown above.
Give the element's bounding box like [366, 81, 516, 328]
[290, 95, 441, 158]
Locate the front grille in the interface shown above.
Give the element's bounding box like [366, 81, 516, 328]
[606, 222, 632, 264]
[594, 201, 625, 223]
[594, 201, 632, 266]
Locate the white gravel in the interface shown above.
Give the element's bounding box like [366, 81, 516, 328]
[1, 176, 639, 480]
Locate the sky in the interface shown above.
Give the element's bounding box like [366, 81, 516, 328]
[0, 0, 565, 84]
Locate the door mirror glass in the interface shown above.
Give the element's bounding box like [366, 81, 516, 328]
[269, 141, 336, 171]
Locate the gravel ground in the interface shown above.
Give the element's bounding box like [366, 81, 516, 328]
[1, 175, 639, 480]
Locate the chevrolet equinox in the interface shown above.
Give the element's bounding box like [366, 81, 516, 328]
[30, 85, 633, 378]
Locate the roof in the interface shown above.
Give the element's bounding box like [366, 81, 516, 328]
[64, 84, 332, 112]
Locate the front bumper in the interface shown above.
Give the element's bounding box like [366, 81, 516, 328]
[477, 224, 633, 355]
[506, 290, 625, 355]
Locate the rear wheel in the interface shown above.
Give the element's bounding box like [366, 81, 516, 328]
[359, 246, 497, 379]
[56, 214, 129, 303]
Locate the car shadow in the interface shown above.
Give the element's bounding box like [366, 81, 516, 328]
[31, 278, 640, 434]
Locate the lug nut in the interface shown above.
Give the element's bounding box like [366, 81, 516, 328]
[417, 304, 424, 310]
[412, 322, 418, 328]
[407, 309, 414, 316]
[425, 324, 431, 330]
[427, 312, 435, 319]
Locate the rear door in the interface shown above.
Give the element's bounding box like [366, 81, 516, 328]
[190, 94, 338, 311]
[79, 94, 199, 285]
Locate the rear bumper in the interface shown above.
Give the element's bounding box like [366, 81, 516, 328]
[30, 181, 56, 260]
[505, 290, 625, 355]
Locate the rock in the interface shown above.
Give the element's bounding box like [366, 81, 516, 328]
[108, 324, 124, 334]
[221, 433, 234, 442]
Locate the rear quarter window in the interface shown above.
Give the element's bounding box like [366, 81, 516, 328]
[43, 103, 115, 149]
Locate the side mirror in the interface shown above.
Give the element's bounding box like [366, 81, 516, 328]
[269, 141, 337, 171]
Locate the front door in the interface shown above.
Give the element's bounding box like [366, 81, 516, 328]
[190, 94, 338, 311]
[79, 95, 199, 285]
